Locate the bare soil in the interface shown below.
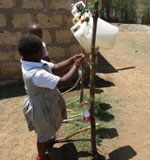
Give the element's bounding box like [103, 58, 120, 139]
[96, 24, 150, 160]
[0, 24, 150, 160]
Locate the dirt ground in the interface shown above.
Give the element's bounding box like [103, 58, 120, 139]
[0, 24, 150, 160]
[96, 24, 150, 160]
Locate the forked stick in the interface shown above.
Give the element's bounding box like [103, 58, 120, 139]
[61, 77, 81, 96]
[68, 113, 81, 119]
[55, 123, 99, 142]
[62, 114, 81, 123]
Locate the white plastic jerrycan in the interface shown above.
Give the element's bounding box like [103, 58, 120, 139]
[71, 16, 119, 53]
[71, 1, 86, 17]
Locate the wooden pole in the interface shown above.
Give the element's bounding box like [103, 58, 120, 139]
[90, 0, 99, 155]
[80, 56, 85, 103]
[80, 0, 89, 103]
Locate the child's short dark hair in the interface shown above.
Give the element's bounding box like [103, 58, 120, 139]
[18, 34, 42, 57]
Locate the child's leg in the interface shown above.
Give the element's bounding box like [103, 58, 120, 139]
[37, 139, 55, 159]
[47, 138, 55, 151]
[37, 141, 50, 160]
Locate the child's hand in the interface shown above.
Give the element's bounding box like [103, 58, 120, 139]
[72, 53, 84, 62]
[74, 57, 84, 68]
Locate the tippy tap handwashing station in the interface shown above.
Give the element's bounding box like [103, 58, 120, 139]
[71, 1, 119, 53]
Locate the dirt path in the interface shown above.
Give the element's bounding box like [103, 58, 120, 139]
[97, 25, 150, 159]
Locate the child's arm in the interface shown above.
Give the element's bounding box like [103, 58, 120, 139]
[31, 55, 84, 89]
[57, 57, 83, 87]
[52, 53, 84, 72]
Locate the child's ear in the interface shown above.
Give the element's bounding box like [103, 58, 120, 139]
[40, 49, 44, 55]
[37, 49, 44, 57]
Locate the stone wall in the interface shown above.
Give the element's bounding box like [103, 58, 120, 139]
[1, 0, 150, 82]
[0, 0, 82, 82]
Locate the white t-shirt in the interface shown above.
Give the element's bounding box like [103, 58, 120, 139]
[21, 59, 60, 89]
[42, 42, 49, 57]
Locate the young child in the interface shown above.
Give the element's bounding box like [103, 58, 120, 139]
[18, 34, 84, 160]
[28, 24, 50, 62]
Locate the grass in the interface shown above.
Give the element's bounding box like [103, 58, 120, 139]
[61, 92, 119, 159]
[0, 81, 120, 159]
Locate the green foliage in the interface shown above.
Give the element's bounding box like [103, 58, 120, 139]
[101, 0, 150, 24]
[64, 92, 115, 149]
[88, 5, 94, 9]
[101, 0, 137, 23]
[87, 62, 92, 70]
[86, 0, 100, 10]
[142, 7, 150, 24]
[94, 0, 99, 3]
[87, 2, 92, 6]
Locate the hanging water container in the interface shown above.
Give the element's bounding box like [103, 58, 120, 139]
[71, 1, 86, 17]
[71, 16, 119, 53]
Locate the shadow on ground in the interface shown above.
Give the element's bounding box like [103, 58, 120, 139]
[96, 53, 118, 74]
[0, 75, 114, 99]
[96, 52, 136, 73]
[46, 142, 136, 160]
[96, 127, 118, 147]
[95, 102, 114, 122]
[84, 75, 115, 89]
[0, 81, 26, 99]
[95, 102, 118, 147]
[95, 75, 115, 88]
[117, 66, 136, 71]
[0, 52, 118, 100]
[48, 143, 106, 160]
[96, 128, 118, 139]
[108, 145, 137, 160]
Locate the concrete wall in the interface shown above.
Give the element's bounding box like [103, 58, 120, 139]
[1, 0, 150, 82]
[0, 0, 82, 82]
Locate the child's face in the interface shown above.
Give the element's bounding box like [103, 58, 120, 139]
[32, 29, 43, 39]
[36, 29, 43, 39]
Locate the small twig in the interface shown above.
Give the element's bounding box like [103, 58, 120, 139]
[56, 123, 100, 142]
[67, 108, 75, 112]
[62, 114, 81, 123]
[62, 119, 74, 123]
[62, 75, 89, 97]
[68, 113, 81, 119]
[66, 97, 80, 106]
[60, 84, 73, 90]
[61, 77, 81, 96]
